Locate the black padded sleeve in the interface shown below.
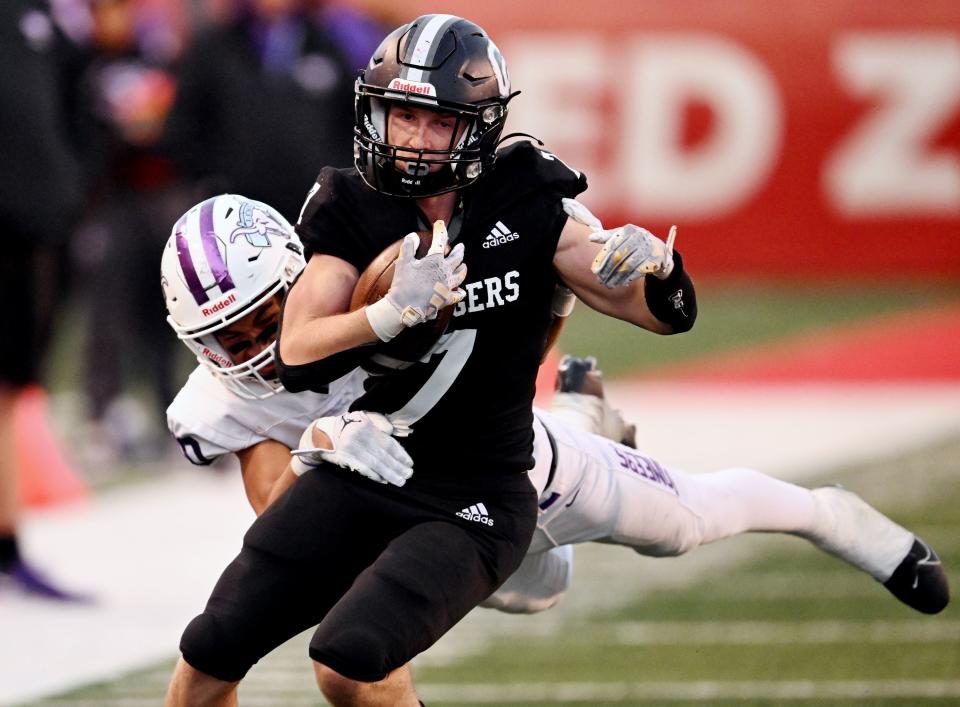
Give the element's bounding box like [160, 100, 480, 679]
[276, 346, 366, 393]
[643, 250, 697, 333]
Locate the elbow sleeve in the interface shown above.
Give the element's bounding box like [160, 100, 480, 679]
[276, 347, 367, 393]
[644, 250, 697, 333]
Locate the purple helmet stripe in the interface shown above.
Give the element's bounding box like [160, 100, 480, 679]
[174, 215, 209, 305]
[199, 198, 235, 293]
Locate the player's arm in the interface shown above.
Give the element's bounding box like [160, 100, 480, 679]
[235, 440, 295, 516]
[278, 253, 377, 366]
[278, 225, 465, 388]
[276, 253, 385, 391]
[553, 216, 696, 334]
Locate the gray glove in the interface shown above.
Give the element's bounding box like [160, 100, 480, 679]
[365, 221, 467, 341]
[589, 224, 677, 288]
[291, 411, 413, 487]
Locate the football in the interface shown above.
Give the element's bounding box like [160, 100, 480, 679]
[350, 229, 455, 364]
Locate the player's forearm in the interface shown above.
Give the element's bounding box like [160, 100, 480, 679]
[568, 251, 697, 334]
[279, 308, 377, 365]
[276, 309, 376, 392]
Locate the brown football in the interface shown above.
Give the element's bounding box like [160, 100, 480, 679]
[350, 230, 455, 363]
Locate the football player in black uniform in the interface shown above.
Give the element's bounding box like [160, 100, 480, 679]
[164, 14, 697, 707]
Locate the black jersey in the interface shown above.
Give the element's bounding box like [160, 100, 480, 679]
[296, 141, 587, 475]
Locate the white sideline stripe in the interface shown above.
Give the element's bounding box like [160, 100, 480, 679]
[606, 382, 960, 477]
[418, 680, 960, 702]
[615, 619, 960, 645]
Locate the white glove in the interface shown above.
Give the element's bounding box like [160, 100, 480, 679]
[365, 221, 467, 342]
[589, 224, 677, 288]
[561, 197, 603, 231]
[290, 411, 413, 487]
[561, 198, 677, 289]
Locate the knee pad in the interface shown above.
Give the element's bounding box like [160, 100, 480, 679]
[180, 612, 252, 683]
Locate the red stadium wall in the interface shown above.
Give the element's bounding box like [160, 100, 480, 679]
[370, 1, 960, 278]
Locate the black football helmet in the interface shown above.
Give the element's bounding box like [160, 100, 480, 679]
[354, 14, 517, 198]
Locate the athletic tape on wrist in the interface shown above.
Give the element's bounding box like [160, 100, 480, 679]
[365, 298, 405, 342]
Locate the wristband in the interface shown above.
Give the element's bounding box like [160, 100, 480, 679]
[365, 297, 405, 342]
[644, 250, 697, 333]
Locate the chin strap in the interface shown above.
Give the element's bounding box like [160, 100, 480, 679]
[495, 132, 544, 150]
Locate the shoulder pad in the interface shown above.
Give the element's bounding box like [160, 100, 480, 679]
[465, 141, 588, 218]
[492, 141, 588, 196]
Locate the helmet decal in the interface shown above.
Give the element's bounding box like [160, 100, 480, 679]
[199, 197, 236, 294]
[387, 78, 436, 97]
[174, 213, 210, 306]
[487, 41, 510, 97]
[401, 14, 460, 82]
[230, 200, 292, 247]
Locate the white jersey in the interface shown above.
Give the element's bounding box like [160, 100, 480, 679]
[166, 366, 366, 464]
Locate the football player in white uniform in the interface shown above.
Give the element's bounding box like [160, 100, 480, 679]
[163, 193, 947, 705]
[162, 194, 366, 514]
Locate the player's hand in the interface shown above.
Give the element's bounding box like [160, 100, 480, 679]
[366, 221, 467, 341]
[589, 224, 677, 288]
[290, 411, 413, 486]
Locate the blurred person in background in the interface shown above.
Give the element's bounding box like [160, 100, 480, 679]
[0, 0, 90, 600]
[70, 0, 190, 463]
[160, 0, 385, 223]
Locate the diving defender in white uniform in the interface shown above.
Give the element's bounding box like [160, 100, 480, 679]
[162, 194, 948, 620]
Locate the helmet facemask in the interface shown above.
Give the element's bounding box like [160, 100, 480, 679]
[171, 286, 288, 400]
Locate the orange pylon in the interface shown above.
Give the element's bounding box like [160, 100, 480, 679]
[14, 385, 88, 508]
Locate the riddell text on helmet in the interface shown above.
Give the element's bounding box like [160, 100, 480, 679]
[388, 78, 437, 96]
[201, 346, 232, 368]
[201, 293, 237, 317]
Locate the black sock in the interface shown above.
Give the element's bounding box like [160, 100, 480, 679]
[0, 534, 18, 570]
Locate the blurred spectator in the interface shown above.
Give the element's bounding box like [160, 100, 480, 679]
[161, 0, 385, 222]
[70, 0, 191, 462]
[0, 0, 89, 600]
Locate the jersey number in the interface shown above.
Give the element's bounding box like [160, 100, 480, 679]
[386, 329, 477, 436]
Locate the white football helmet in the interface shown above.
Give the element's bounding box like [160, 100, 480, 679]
[161, 194, 306, 399]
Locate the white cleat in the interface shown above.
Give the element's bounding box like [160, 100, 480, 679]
[803, 486, 949, 614]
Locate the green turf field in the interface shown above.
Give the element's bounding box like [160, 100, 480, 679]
[22, 432, 960, 706]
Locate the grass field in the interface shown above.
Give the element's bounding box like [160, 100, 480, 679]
[15, 281, 960, 706]
[20, 431, 959, 706]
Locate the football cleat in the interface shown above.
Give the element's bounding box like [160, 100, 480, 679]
[0, 558, 94, 603]
[883, 538, 950, 615]
[553, 355, 636, 447]
[556, 355, 601, 397]
[804, 486, 949, 614]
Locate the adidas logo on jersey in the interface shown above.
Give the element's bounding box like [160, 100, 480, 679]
[483, 221, 519, 248]
[456, 502, 494, 526]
